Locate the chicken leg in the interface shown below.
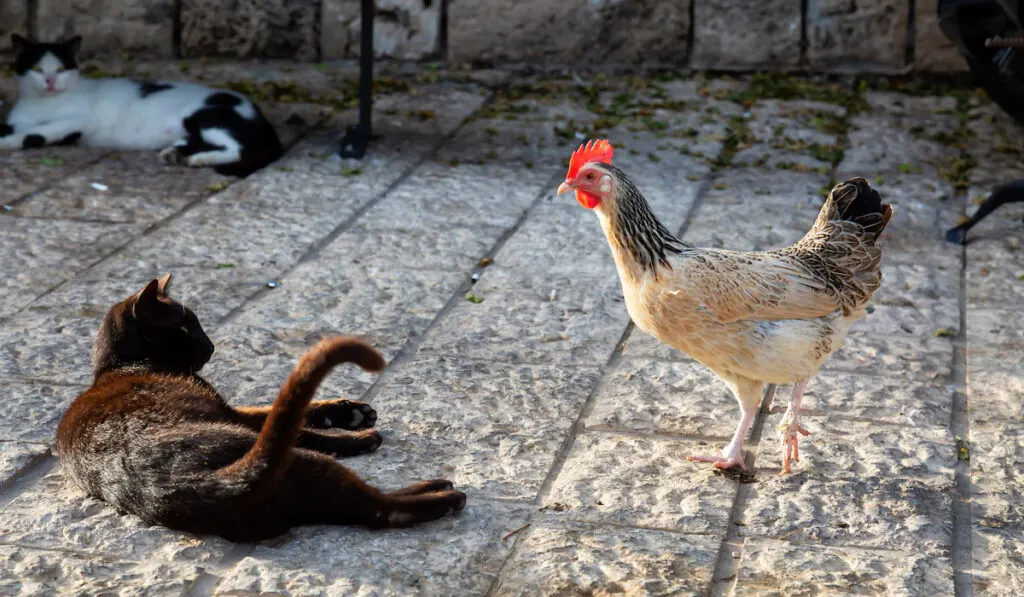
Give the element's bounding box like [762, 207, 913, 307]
[688, 378, 767, 471]
[778, 380, 812, 474]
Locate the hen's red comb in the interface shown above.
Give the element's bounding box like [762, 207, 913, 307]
[566, 139, 614, 179]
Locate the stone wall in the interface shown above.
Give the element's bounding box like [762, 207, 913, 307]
[1, 0, 968, 72]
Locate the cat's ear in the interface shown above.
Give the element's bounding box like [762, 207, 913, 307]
[65, 35, 82, 56]
[130, 279, 162, 319]
[10, 34, 28, 55]
[157, 273, 172, 296]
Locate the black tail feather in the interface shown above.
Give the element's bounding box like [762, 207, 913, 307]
[829, 177, 893, 241]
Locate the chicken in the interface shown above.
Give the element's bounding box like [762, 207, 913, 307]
[557, 140, 892, 473]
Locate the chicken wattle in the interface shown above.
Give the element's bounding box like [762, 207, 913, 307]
[558, 139, 892, 473]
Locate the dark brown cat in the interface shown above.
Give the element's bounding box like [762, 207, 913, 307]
[55, 274, 466, 541]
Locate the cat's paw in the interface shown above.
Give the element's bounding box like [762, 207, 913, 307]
[158, 145, 184, 165]
[307, 399, 377, 430]
[390, 479, 455, 496]
[340, 429, 382, 456]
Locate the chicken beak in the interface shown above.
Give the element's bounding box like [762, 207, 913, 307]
[557, 181, 574, 195]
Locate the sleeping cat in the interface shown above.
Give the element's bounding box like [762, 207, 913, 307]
[56, 275, 466, 541]
[1, 35, 283, 177]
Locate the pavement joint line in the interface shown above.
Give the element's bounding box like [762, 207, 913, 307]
[0, 214, 140, 225]
[951, 185, 974, 597]
[703, 152, 832, 596]
[535, 515, 735, 538]
[0, 115, 330, 328]
[0, 453, 56, 512]
[483, 322, 635, 597]
[0, 539, 160, 563]
[585, 427, 734, 442]
[0, 376, 90, 387]
[213, 89, 502, 330]
[357, 170, 564, 407]
[707, 381, 776, 597]
[0, 439, 52, 448]
[725, 534, 943, 556]
[1, 150, 114, 210]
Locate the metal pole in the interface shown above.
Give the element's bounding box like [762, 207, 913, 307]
[359, 0, 374, 147]
[340, 0, 374, 158]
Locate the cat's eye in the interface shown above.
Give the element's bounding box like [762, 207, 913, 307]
[180, 326, 190, 336]
[32, 65, 43, 73]
[56, 66, 65, 73]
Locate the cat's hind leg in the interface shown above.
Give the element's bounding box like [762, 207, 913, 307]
[375, 490, 468, 528]
[389, 480, 455, 496]
[158, 139, 188, 165]
[183, 129, 242, 167]
[235, 399, 377, 431]
[305, 399, 377, 430]
[161, 125, 240, 168]
[296, 428, 382, 457]
[280, 454, 466, 532]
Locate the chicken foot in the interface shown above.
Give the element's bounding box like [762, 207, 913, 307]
[688, 380, 769, 471]
[778, 380, 812, 474]
[688, 405, 756, 470]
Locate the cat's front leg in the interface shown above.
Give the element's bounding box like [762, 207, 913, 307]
[297, 428, 382, 457]
[0, 118, 86, 149]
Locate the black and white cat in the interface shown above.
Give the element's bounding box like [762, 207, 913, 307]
[1, 35, 283, 177]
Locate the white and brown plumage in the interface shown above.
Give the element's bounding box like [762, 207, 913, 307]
[558, 140, 892, 473]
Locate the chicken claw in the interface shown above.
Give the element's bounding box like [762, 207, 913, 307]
[688, 451, 747, 471]
[779, 420, 811, 474]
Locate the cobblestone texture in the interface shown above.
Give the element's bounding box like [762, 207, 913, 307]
[0, 64, 1018, 595]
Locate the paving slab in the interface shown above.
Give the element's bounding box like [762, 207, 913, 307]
[0, 544, 203, 597]
[733, 537, 954, 596]
[738, 474, 953, 557]
[542, 433, 737, 534]
[587, 357, 738, 439]
[757, 413, 955, 482]
[0, 216, 137, 320]
[493, 521, 719, 597]
[216, 499, 531, 597]
[967, 351, 1024, 424]
[0, 381, 84, 443]
[341, 359, 601, 501]
[683, 170, 830, 252]
[965, 201, 1024, 309]
[202, 263, 466, 404]
[838, 112, 960, 181]
[0, 147, 110, 204]
[0, 442, 49, 486]
[970, 423, 1024, 596]
[417, 268, 629, 366]
[8, 151, 230, 224]
[0, 469, 236, 564]
[788, 372, 953, 428]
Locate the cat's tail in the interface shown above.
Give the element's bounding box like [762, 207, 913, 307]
[216, 336, 386, 489]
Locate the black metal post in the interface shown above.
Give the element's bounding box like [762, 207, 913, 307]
[340, 0, 374, 158]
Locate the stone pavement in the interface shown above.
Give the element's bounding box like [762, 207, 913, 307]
[0, 64, 1022, 596]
